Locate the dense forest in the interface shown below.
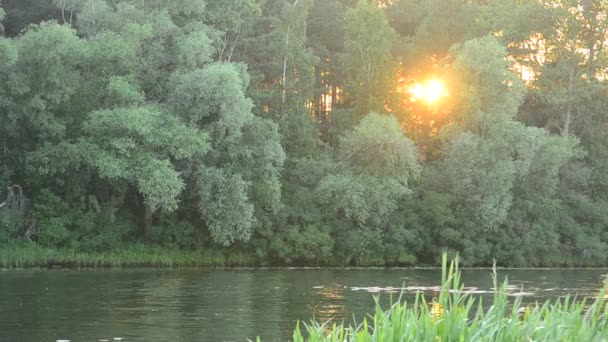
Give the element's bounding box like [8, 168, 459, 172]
[0, 0, 607, 267]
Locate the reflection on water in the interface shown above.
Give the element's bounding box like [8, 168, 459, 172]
[0, 268, 606, 341]
[311, 285, 346, 326]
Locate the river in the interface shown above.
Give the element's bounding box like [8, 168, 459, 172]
[0, 268, 606, 341]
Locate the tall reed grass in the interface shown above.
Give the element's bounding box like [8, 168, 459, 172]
[289, 254, 608, 342]
[0, 241, 259, 268]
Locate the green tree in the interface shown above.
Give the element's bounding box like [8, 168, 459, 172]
[0, 0, 5, 34]
[391, 0, 480, 72]
[343, 0, 397, 118]
[237, 0, 316, 121]
[306, 0, 347, 135]
[203, 0, 259, 63]
[168, 63, 285, 246]
[30, 106, 208, 235]
[2, 0, 58, 36]
[317, 113, 420, 263]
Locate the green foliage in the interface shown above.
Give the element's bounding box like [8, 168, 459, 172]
[447, 36, 527, 134]
[1, 0, 58, 36]
[32, 189, 73, 247]
[31, 106, 208, 212]
[203, 0, 259, 63]
[0, 209, 23, 243]
[418, 34, 591, 265]
[343, 0, 397, 116]
[0, 1, 5, 35]
[148, 216, 201, 249]
[176, 28, 214, 69]
[339, 113, 420, 179]
[196, 167, 255, 246]
[0, 240, 248, 268]
[167, 63, 253, 130]
[318, 113, 419, 229]
[270, 223, 334, 264]
[260, 156, 334, 265]
[10, 22, 82, 140]
[289, 255, 608, 341]
[72, 211, 134, 252]
[1, 0, 608, 268]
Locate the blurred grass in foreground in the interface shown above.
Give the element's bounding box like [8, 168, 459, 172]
[286, 254, 608, 342]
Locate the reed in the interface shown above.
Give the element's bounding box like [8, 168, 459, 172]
[0, 241, 259, 268]
[291, 254, 608, 342]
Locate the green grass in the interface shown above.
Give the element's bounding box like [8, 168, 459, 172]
[287, 254, 608, 342]
[0, 241, 259, 268]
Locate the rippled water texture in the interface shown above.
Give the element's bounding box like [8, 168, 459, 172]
[1, 268, 607, 341]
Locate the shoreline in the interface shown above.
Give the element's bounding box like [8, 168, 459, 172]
[2, 245, 607, 270]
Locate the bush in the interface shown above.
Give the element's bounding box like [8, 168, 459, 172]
[148, 216, 202, 249]
[73, 212, 135, 252]
[0, 209, 25, 243]
[269, 224, 334, 265]
[32, 189, 74, 247]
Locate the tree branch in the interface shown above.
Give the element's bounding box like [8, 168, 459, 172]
[0, 185, 24, 211]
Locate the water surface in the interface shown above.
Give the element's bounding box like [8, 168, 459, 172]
[1, 268, 606, 341]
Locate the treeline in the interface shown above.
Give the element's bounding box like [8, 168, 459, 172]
[1, 0, 607, 267]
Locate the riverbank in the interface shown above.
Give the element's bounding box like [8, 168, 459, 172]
[2, 242, 608, 269]
[0, 242, 259, 268]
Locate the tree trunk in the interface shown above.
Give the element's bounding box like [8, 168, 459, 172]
[563, 66, 575, 136]
[24, 219, 37, 240]
[0, 185, 24, 210]
[282, 26, 290, 107]
[281, 0, 300, 108]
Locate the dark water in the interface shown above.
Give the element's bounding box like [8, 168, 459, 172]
[0, 268, 606, 342]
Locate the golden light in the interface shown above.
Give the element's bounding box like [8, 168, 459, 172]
[409, 79, 448, 104]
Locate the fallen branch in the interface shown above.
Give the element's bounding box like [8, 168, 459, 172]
[24, 218, 37, 240]
[0, 185, 25, 211]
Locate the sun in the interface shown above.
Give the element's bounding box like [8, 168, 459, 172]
[409, 79, 447, 104]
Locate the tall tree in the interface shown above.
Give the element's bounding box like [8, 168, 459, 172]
[0, 0, 5, 35]
[317, 113, 420, 263]
[168, 63, 285, 246]
[424, 36, 584, 265]
[342, 0, 397, 119]
[204, 0, 259, 63]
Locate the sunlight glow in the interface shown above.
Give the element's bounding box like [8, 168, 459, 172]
[409, 79, 447, 104]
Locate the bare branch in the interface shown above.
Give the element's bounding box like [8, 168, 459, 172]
[1, 185, 25, 211]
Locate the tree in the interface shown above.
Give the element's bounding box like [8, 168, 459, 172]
[237, 0, 316, 121]
[0, 28, 17, 189]
[30, 106, 209, 235]
[203, 0, 259, 63]
[306, 0, 347, 133]
[53, 0, 82, 26]
[167, 63, 285, 246]
[317, 113, 420, 263]
[495, 133, 584, 266]
[343, 0, 397, 118]
[481, 0, 608, 136]
[392, 0, 480, 71]
[1, 0, 608, 267]
[0, 0, 5, 35]
[1, 0, 58, 36]
[424, 37, 540, 263]
[446, 36, 527, 135]
[8, 23, 83, 141]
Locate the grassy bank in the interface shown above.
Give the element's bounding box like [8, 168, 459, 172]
[288, 255, 608, 342]
[0, 241, 259, 268]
